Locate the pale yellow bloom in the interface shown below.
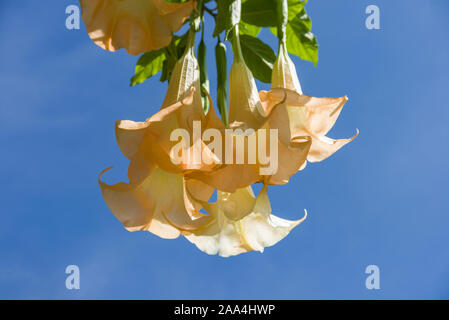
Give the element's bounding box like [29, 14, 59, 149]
[79, 0, 196, 55]
[184, 186, 307, 257]
[270, 42, 358, 164]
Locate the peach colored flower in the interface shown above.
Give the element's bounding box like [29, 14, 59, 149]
[99, 30, 214, 239]
[270, 42, 358, 165]
[122, 28, 313, 193]
[79, 0, 196, 55]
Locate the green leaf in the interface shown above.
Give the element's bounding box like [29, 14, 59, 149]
[159, 59, 170, 83]
[213, 0, 241, 37]
[241, 0, 306, 27]
[239, 21, 261, 37]
[287, 0, 307, 20]
[174, 33, 189, 58]
[270, 5, 318, 66]
[160, 32, 189, 83]
[130, 49, 165, 86]
[239, 34, 276, 83]
[241, 0, 277, 27]
[285, 8, 318, 65]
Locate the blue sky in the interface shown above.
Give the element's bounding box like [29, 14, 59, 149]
[0, 0, 448, 299]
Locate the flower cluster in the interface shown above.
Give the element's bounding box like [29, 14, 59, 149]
[81, 0, 357, 257]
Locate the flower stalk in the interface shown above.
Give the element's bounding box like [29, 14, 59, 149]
[276, 0, 288, 43]
[230, 25, 244, 64]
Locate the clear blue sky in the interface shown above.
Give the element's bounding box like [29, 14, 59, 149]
[1, 0, 448, 299]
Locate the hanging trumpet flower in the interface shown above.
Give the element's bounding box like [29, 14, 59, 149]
[100, 28, 215, 240]
[81, 0, 358, 257]
[79, 0, 196, 55]
[270, 37, 358, 165]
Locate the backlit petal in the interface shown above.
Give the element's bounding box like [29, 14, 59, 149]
[80, 0, 195, 55]
[271, 43, 357, 163]
[185, 186, 306, 257]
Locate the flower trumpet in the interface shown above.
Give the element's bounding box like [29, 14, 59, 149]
[184, 186, 307, 257]
[99, 30, 215, 239]
[270, 42, 358, 164]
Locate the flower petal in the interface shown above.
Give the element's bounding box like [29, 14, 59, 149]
[184, 186, 306, 257]
[301, 129, 359, 163]
[228, 61, 268, 131]
[99, 167, 208, 239]
[271, 43, 357, 164]
[288, 95, 349, 138]
[80, 0, 195, 55]
[272, 42, 303, 94]
[268, 135, 311, 185]
[183, 178, 215, 219]
[265, 88, 356, 163]
[115, 120, 150, 159]
[150, 0, 196, 31]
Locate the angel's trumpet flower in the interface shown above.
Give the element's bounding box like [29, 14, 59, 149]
[184, 186, 307, 257]
[118, 26, 311, 192]
[79, 0, 196, 55]
[99, 31, 215, 239]
[181, 27, 310, 191]
[270, 42, 358, 164]
[116, 30, 222, 185]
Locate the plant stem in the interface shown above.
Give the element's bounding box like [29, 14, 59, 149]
[230, 25, 244, 63]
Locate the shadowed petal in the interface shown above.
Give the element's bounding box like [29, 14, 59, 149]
[99, 167, 209, 239]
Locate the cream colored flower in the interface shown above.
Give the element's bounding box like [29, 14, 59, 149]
[184, 186, 307, 257]
[79, 0, 196, 55]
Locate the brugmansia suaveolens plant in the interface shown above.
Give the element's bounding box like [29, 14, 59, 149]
[80, 0, 358, 257]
